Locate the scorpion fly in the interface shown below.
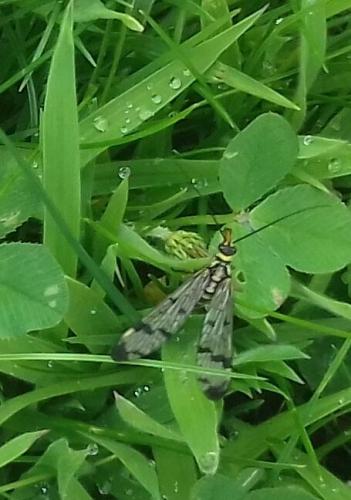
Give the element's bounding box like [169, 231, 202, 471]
[111, 227, 236, 400]
[111, 204, 327, 399]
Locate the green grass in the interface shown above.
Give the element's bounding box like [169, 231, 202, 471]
[1, 0, 351, 498]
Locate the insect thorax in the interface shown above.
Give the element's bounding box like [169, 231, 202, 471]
[202, 260, 231, 300]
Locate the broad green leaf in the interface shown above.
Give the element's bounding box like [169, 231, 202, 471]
[114, 392, 183, 442]
[233, 222, 290, 318]
[42, 2, 80, 278]
[81, 433, 160, 499]
[162, 328, 220, 475]
[244, 487, 319, 500]
[250, 185, 351, 273]
[0, 150, 41, 239]
[73, 0, 144, 31]
[0, 243, 68, 338]
[0, 430, 47, 469]
[220, 113, 298, 211]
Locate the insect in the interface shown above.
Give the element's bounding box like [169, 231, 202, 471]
[111, 205, 327, 400]
[111, 227, 236, 400]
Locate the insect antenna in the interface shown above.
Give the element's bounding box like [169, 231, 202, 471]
[232, 204, 328, 245]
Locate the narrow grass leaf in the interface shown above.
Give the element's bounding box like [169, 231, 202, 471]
[64, 277, 124, 345]
[73, 0, 144, 31]
[154, 448, 197, 500]
[0, 430, 47, 469]
[42, 2, 80, 278]
[291, 0, 327, 128]
[244, 487, 319, 500]
[223, 386, 351, 460]
[81, 433, 160, 499]
[80, 7, 266, 165]
[114, 392, 183, 442]
[292, 281, 351, 320]
[92, 178, 129, 262]
[233, 345, 309, 366]
[209, 62, 299, 110]
[57, 446, 87, 499]
[162, 328, 220, 475]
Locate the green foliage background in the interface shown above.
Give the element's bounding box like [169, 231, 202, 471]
[1, 0, 351, 498]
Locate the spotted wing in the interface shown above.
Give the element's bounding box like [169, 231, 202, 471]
[111, 268, 211, 361]
[197, 277, 233, 400]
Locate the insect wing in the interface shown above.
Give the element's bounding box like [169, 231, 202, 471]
[197, 277, 233, 400]
[112, 268, 211, 361]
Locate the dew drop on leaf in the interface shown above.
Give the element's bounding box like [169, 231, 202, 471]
[139, 109, 153, 120]
[151, 94, 162, 104]
[169, 77, 182, 90]
[86, 443, 99, 456]
[303, 135, 313, 145]
[118, 166, 131, 179]
[328, 158, 341, 174]
[198, 451, 219, 475]
[93, 116, 108, 132]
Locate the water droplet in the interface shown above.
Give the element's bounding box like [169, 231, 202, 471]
[90, 309, 97, 315]
[125, 118, 131, 124]
[86, 443, 99, 456]
[39, 483, 49, 495]
[118, 166, 131, 179]
[47, 360, 54, 368]
[328, 158, 341, 174]
[183, 68, 191, 77]
[44, 285, 59, 297]
[169, 77, 182, 90]
[134, 387, 143, 397]
[97, 480, 112, 495]
[174, 481, 179, 493]
[93, 116, 108, 132]
[143, 385, 150, 392]
[199, 451, 219, 475]
[303, 135, 313, 145]
[146, 84, 152, 90]
[275, 17, 284, 24]
[338, 398, 345, 405]
[139, 109, 153, 121]
[127, 103, 133, 109]
[32, 161, 39, 169]
[151, 94, 162, 104]
[120, 125, 128, 135]
[223, 150, 238, 160]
